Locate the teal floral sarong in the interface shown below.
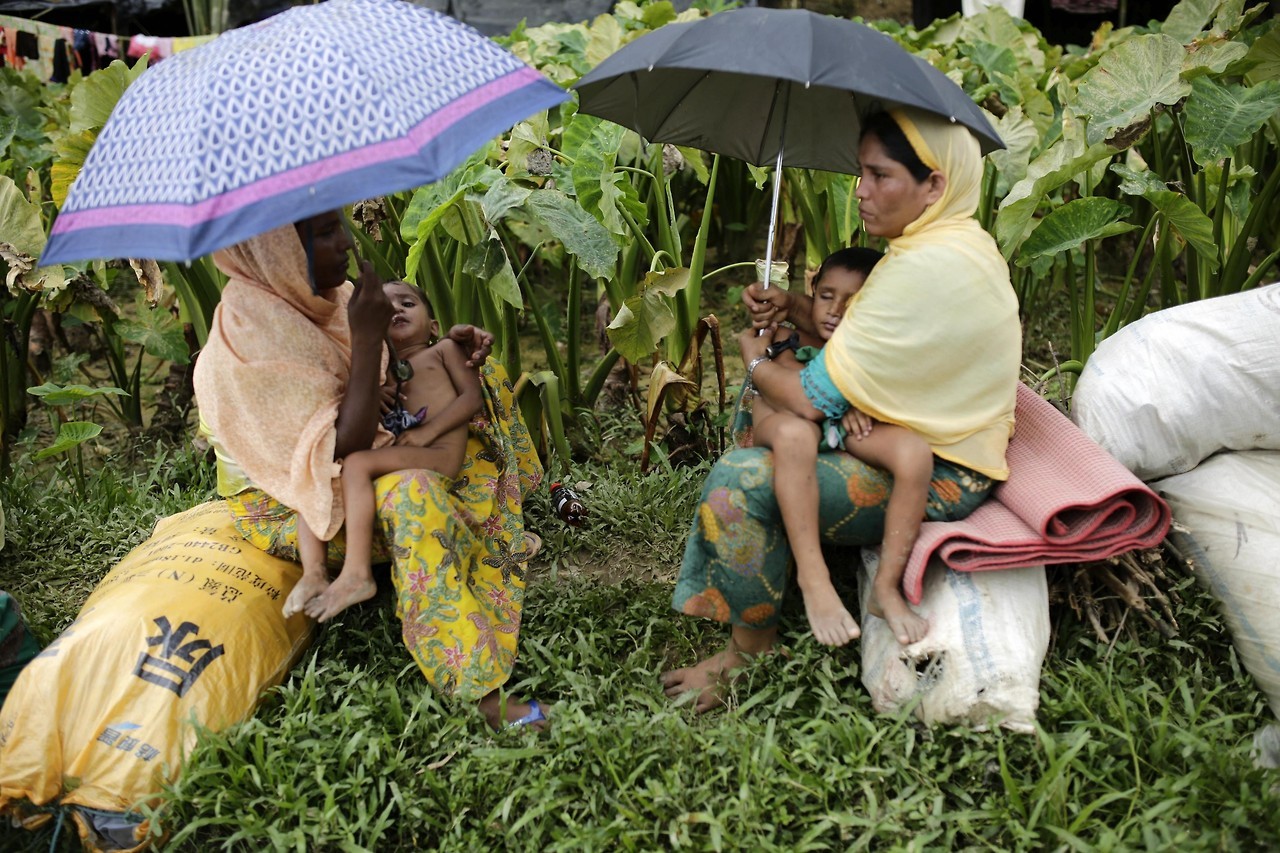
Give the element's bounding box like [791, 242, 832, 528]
[672, 447, 994, 629]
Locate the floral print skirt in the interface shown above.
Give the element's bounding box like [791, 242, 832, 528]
[672, 447, 993, 629]
[226, 361, 542, 701]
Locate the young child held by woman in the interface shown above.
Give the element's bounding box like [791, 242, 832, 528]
[741, 247, 934, 648]
[283, 281, 482, 622]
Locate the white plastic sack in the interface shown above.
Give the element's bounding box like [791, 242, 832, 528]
[1071, 283, 1280, 481]
[858, 548, 1049, 733]
[1153, 451, 1280, 760]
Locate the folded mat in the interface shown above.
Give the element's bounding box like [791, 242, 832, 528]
[902, 383, 1171, 604]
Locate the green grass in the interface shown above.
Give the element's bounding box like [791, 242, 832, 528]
[2, 448, 1278, 851]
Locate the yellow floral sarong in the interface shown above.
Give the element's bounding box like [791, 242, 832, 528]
[225, 361, 541, 701]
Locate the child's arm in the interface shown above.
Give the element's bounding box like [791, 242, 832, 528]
[739, 326, 825, 422]
[397, 340, 483, 448]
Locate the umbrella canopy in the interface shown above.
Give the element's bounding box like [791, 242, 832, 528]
[573, 7, 1003, 175]
[41, 0, 568, 265]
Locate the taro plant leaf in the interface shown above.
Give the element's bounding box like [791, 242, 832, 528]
[606, 267, 690, 362]
[1162, 0, 1220, 43]
[0, 175, 65, 294]
[404, 186, 466, 280]
[566, 114, 645, 237]
[522, 189, 619, 280]
[28, 382, 128, 406]
[0, 115, 16, 157]
[1016, 197, 1136, 266]
[1113, 164, 1220, 271]
[441, 198, 489, 246]
[1181, 38, 1248, 78]
[1073, 34, 1190, 146]
[399, 154, 502, 240]
[0, 174, 46, 257]
[1183, 76, 1280, 165]
[69, 57, 149, 134]
[1243, 25, 1280, 84]
[506, 112, 552, 180]
[645, 360, 695, 434]
[34, 421, 103, 461]
[480, 179, 532, 224]
[51, 130, 96, 209]
[585, 12, 626, 67]
[988, 106, 1042, 196]
[114, 311, 191, 364]
[962, 41, 1021, 106]
[995, 118, 1117, 257]
[676, 146, 710, 184]
[463, 234, 521, 309]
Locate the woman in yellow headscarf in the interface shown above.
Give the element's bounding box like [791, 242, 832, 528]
[663, 108, 1021, 711]
[194, 211, 546, 730]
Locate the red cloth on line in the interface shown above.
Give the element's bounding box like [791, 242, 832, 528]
[902, 383, 1171, 604]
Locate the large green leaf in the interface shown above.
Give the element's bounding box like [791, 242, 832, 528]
[1073, 34, 1190, 146]
[480, 179, 532, 223]
[505, 112, 552, 180]
[114, 308, 191, 364]
[1184, 76, 1280, 165]
[565, 114, 645, 237]
[28, 382, 128, 406]
[605, 267, 689, 362]
[69, 57, 149, 134]
[399, 156, 501, 240]
[0, 115, 16, 157]
[34, 421, 103, 460]
[440, 198, 489, 246]
[522, 189, 619, 280]
[1016, 197, 1135, 265]
[51, 129, 96, 209]
[1243, 25, 1280, 84]
[1182, 39, 1248, 79]
[463, 234, 521, 309]
[1111, 163, 1220, 270]
[1162, 0, 1219, 43]
[987, 106, 1041, 197]
[0, 174, 45, 256]
[994, 117, 1116, 257]
[404, 186, 467, 280]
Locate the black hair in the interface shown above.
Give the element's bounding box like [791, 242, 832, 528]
[862, 112, 933, 183]
[813, 247, 884, 288]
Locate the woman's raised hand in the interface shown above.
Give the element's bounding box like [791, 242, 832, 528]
[347, 260, 392, 341]
[446, 324, 495, 367]
[743, 280, 793, 331]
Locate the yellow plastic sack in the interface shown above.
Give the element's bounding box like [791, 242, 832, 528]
[0, 500, 314, 850]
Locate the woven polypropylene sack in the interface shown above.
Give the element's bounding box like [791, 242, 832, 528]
[859, 548, 1049, 732]
[0, 501, 314, 851]
[1071, 283, 1280, 481]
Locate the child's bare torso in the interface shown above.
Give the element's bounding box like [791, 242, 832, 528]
[394, 339, 471, 455]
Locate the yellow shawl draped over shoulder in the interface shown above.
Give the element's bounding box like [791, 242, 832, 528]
[824, 107, 1020, 480]
[193, 224, 391, 541]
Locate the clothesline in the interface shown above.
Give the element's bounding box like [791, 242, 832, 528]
[0, 13, 213, 83]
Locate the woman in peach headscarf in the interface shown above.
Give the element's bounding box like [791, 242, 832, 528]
[193, 211, 547, 730]
[662, 108, 1021, 711]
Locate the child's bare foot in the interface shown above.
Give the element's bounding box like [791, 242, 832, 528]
[659, 645, 748, 712]
[799, 579, 861, 646]
[303, 573, 377, 622]
[868, 585, 929, 645]
[283, 574, 329, 618]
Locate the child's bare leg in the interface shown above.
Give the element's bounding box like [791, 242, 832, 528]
[307, 445, 461, 622]
[659, 624, 778, 712]
[846, 425, 933, 644]
[756, 413, 860, 647]
[283, 517, 330, 618]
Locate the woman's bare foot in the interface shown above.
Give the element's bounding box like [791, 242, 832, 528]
[282, 573, 329, 618]
[478, 691, 551, 732]
[798, 579, 861, 647]
[659, 645, 750, 712]
[303, 572, 377, 622]
[868, 584, 929, 645]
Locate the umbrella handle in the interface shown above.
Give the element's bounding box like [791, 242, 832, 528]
[757, 145, 786, 337]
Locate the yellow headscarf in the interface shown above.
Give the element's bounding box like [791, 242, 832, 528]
[193, 224, 391, 540]
[824, 107, 1020, 479]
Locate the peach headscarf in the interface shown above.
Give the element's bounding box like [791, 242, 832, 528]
[193, 223, 390, 540]
[824, 107, 1020, 480]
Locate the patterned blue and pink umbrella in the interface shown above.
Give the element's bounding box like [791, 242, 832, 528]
[41, 0, 567, 265]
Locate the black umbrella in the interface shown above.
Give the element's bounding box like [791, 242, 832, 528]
[574, 7, 1003, 283]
